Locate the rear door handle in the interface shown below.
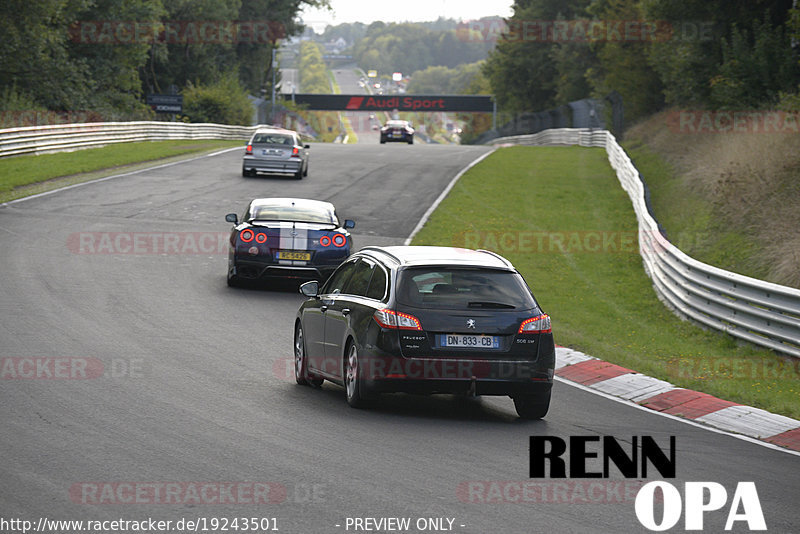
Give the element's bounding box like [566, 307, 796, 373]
[342, 308, 350, 316]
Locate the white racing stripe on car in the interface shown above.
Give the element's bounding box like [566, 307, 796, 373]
[278, 223, 309, 265]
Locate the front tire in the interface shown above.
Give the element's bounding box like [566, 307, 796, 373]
[295, 323, 322, 387]
[345, 342, 367, 408]
[513, 392, 550, 420]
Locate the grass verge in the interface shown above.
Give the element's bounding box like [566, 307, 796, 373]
[0, 139, 243, 203]
[411, 145, 800, 419]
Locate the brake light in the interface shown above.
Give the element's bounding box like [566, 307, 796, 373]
[291, 146, 300, 157]
[518, 314, 551, 334]
[255, 232, 267, 244]
[373, 309, 422, 330]
[319, 235, 331, 247]
[246, 144, 253, 155]
[333, 234, 346, 247]
[240, 229, 254, 243]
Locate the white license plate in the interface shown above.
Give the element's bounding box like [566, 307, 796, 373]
[439, 334, 500, 349]
[262, 149, 282, 155]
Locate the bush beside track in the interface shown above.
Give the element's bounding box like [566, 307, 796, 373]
[411, 145, 800, 419]
[0, 140, 243, 204]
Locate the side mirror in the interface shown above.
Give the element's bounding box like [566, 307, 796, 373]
[225, 213, 238, 224]
[344, 219, 355, 229]
[299, 280, 319, 297]
[304, 144, 310, 149]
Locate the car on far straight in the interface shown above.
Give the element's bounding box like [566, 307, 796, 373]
[379, 120, 414, 144]
[293, 246, 555, 419]
[225, 198, 354, 287]
[242, 127, 309, 179]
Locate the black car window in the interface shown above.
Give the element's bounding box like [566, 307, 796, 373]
[250, 205, 335, 224]
[365, 265, 388, 301]
[322, 260, 357, 295]
[396, 268, 537, 310]
[343, 259, 375, 297]
[252, 133, 292, 145]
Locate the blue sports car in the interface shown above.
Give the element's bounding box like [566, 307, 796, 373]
[225, 198, 355, 287]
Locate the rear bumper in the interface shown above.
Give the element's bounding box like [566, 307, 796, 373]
[243, 157, 302, 174]
[231, 261, 336, 281]
[358, 355, 554, 396]
[380, 135, 412, 143]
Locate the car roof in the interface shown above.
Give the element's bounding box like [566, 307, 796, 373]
[358, 246, 515, 270]
[251, 127, 297, 136]
[249, 197, 334, 212]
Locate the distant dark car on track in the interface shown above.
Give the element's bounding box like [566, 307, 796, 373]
[293, 246, 555, 419]
[379, 120, 414, 144]
[225, 198, 355, 287]
[242, 127, 309, 179]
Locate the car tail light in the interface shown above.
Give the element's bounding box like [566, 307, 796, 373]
[333, 234, 346, 247]
[518, 314, 551, 334]
[246, 144, 253, 155]
[240, 229, 254, 243]
[291, 147, 300, 157]
[373, 309, 422, 330]
[255, 232, 267, 244]
[319, 235, 331, 247]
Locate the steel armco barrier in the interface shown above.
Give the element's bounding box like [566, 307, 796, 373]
[0, 121, 263, 158]
[490, 129, 800, 358]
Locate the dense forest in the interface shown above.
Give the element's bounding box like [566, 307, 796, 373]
[3, 0, 799, 127]
[483, 0, 800, 122]
[0, 0, 327, 124]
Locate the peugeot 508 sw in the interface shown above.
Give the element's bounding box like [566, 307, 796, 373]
[293, 246, 555, 419]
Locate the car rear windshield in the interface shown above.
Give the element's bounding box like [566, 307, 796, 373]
[251, 133, 294, 145]
[250, 206, 335, 224]
[396, 267, 537, 310]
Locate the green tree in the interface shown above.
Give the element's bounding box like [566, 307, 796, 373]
[585, 0, 664, 121]
[182, 75, 252, 124]
[0, 0, 92, 110]
[482, 0, 591, 113]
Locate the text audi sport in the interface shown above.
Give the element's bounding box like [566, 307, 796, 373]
[225, 198, 355, 287]
[293, 246, 555, 419]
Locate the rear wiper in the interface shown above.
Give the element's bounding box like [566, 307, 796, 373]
[467, 301, 516, 309]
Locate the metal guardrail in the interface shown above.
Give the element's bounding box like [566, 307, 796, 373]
[489, 128, 800, 358]
[0, 122, 261, 158]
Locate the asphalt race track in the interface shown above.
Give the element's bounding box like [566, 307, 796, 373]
[1, 143, 799, 533]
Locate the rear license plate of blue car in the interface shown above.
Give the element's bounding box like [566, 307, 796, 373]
[276, 251, 311, 261]
[439, 334, 500, 349]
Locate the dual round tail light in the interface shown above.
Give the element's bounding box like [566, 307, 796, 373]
[239, 230, 267, 244]
[319, 234, 346, 248]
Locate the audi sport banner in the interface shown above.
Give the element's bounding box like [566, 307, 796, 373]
[285, 94, 494, 112]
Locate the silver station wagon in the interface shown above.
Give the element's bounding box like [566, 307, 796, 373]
[242, 127, 310, 179]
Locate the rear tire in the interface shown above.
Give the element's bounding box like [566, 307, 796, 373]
[226, 268, 241, 287]
[408, 137, 413, 145]
[242, 168, 249, 177]
[379, 138, 386, 144]
[294, 168, 303, 180]
[513, 392, 550, 420]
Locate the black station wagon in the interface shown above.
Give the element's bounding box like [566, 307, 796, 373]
[293, 246, 555, 419]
